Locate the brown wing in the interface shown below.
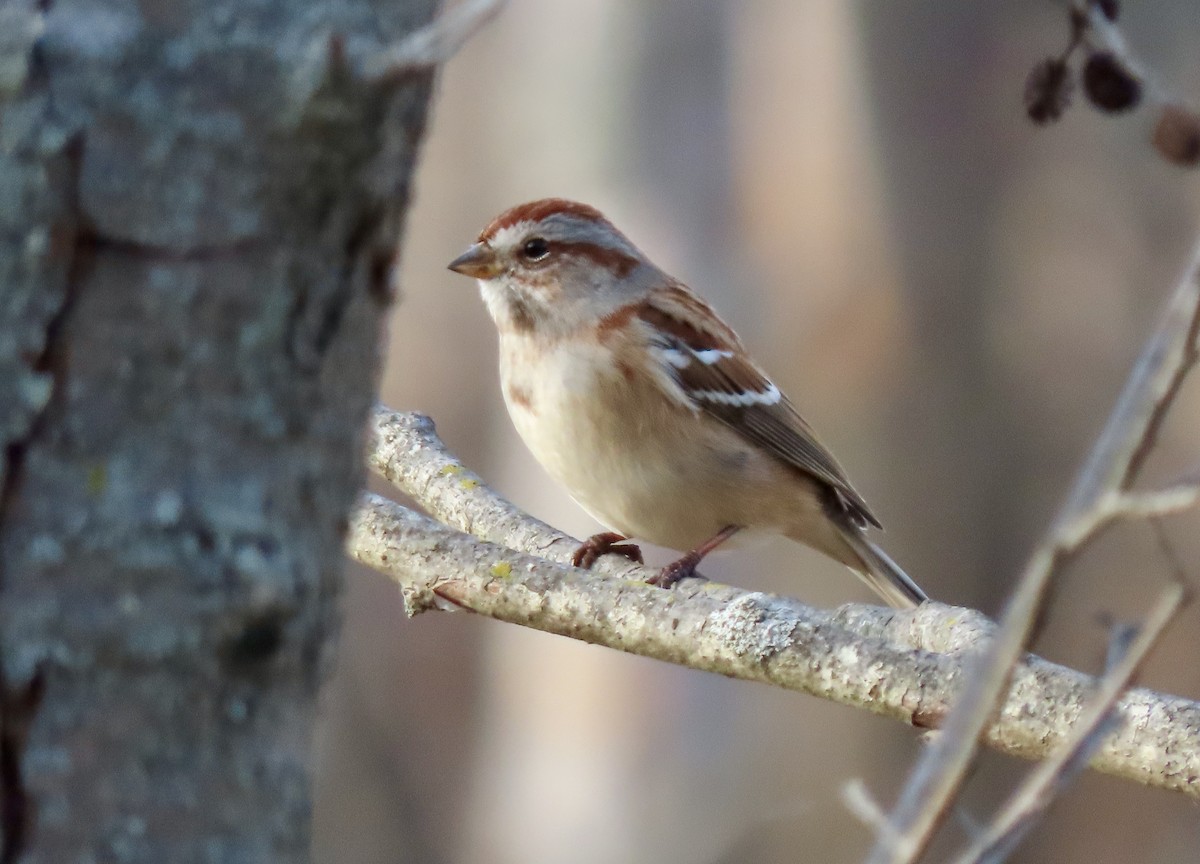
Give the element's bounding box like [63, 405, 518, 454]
[637, 286, 880, 529]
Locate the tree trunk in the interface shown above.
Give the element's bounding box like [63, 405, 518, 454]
[0, 0, 435, 859]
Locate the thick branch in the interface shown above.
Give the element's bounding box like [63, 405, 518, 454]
[354, 410, 1200, 799]
[367, 407, 620, 573]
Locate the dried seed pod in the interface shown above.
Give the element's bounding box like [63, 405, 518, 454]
[1152, 103, 1200, 167]
[1025, 57, 1074, 125]
[1082, 51, 1142, 113]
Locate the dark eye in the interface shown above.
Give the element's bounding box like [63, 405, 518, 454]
[521, 237, 550, 262]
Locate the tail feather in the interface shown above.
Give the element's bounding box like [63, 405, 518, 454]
[839, 529, 927, 608]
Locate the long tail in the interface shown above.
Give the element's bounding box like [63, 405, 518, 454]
[839, 529, 927, 608]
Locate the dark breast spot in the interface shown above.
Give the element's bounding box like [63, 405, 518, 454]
[506, 383, 533, 410]
[508, 295, 537, 332]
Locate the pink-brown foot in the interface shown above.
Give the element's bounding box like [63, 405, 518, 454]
[572, 532, 644, 569]
[646, 524, 742, 590]
[648, 554, 703, 588]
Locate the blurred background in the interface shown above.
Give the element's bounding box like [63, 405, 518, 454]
[315, 1, 1200, 861]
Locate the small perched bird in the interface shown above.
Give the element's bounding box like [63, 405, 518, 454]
[448, 198, 926, 608]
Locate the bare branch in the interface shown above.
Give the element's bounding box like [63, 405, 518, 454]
[1106, 485, 1200, 522]
[362, 0, 507, 80]
[867, 243, 1200, 863]
[347, 486, 1200, 799]
[1071, 243, 1200, 503]
[949, 582, 1188, 864]
[367, 406, 642, 577]
[843, 780, 894, 840]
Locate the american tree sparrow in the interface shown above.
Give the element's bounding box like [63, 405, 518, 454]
[448, 199, 926, 608]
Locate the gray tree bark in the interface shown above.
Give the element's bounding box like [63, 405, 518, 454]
[0, 0, 436, 860]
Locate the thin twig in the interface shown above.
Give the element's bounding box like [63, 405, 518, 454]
[949, 581, 1188, 864]
[843, 780, 894, 840]
[361, 0, 507, 80]
[865, 244, 1200, 863]
[1074, 246, 1200, 502]
[1149, 517, 1190, 582]
[1107, 485, 1200, 521]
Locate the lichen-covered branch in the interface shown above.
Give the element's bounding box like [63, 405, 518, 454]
[367, 407, 593, 570]
[353, 410, 1200, 799]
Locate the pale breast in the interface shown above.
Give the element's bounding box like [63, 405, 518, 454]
[496, 332, 800, 550]
[499, 335, 627, 500]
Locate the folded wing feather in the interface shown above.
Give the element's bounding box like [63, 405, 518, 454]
[636, 286, 881, 530]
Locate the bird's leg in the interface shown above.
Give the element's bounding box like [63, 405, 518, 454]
[572, 531, 644, 569]
[650, 525, 741, 588]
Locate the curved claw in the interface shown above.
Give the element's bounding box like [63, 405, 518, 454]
[572, 532, 644, 569]
[647, 558, 702, 589]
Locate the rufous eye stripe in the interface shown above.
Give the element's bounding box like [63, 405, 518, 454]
[551, 241, 640, 279]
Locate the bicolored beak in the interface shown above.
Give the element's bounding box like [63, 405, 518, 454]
[447, 243, 502, 279]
